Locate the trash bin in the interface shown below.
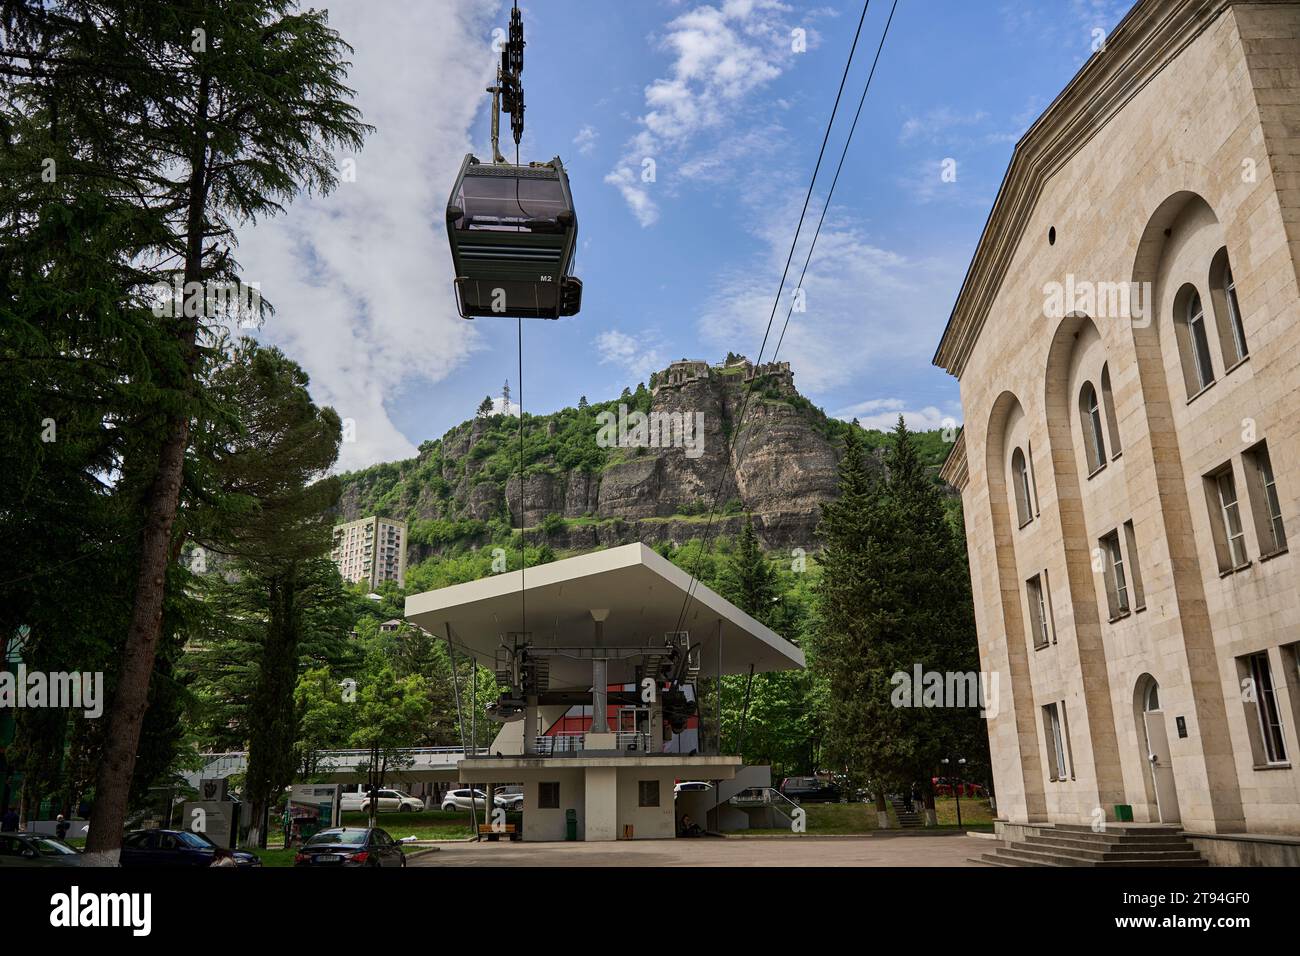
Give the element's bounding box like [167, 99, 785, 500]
[565, 808, 577, 841]
[1114, 804, 1134, 822]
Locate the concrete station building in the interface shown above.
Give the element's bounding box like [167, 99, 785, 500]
[405, 543, 804, 841]
[935, 0, 1300, 862]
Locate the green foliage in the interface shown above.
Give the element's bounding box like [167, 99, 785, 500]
[812, 418, 988, 798]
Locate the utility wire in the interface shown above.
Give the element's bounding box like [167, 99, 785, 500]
[669, 0, 872, 636]
[670, 0, 899, 639]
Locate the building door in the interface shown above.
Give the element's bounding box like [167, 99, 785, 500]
[1141, 681, 1180, 824]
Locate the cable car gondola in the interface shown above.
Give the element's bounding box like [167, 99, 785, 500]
[445, 4, 582, 320]
[446, 154, 582, 319]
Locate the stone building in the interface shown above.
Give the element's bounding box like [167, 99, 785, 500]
[652, 359, 710, 394]
[934, 0, 1300, 855]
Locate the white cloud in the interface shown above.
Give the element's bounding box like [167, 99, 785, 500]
[574, 124, 598, 156]
[235, 0, 499, 471]
[606, 0, 799, 226]
[490, 396, 521, 417]
[696, 184, 964, 394]
[595, 329, 667, 384]
[899, 107, 989, 145]
[832, 398, 962, 432]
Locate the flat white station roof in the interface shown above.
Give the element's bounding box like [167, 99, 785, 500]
[404, 542, 804, 685]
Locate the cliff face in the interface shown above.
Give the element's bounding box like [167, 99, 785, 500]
[336, 357, 888, 564]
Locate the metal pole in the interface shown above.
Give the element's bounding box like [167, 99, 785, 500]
[444, 623, 478, 839]
[715, 619, 723, 755]
[736, 663, 755, 757]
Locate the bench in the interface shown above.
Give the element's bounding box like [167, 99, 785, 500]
[477, 823, 521, 842]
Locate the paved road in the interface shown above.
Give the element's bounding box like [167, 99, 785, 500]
[409, 833, 989, 866]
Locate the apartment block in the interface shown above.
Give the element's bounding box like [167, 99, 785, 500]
[331, 516, 408, 589]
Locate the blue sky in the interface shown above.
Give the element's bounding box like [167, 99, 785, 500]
[236, 0, 1135, 471]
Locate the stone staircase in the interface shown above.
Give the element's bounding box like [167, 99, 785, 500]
[974, 824, 1207, 867]
[889, 796, 924, 829]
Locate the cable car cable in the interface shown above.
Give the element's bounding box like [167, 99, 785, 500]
[668, 0, 873, 638]
[669, 0, 898, 642]
[773, 0, 898, 363]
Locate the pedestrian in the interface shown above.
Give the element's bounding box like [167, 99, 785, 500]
[55, 813, 70, 841]
[1, 807, 17, 832]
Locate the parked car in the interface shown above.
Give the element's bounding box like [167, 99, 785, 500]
[340, 789, 424, 813]
[673, 781, 713, 799]
[778, 776, 842, 804]
[119, 829, 262, 867]
[293, 827, 406, 868]
[493, 786, 524, 811]
[931, 777, 985, 798]
[441, 788, 490, 812]
[0, 832, 85, 867]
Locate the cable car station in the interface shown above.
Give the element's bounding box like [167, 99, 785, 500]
[404, 544, 804, 841]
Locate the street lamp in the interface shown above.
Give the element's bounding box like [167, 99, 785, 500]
[940, 756, 968, 828]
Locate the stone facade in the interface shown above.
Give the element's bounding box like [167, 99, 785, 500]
[935, 0, 1300, 837]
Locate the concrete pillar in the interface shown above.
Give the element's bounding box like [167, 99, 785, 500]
[591, 658, 609, 733]
[590, 609, 610, 734]
[523, 695, 538, 755]
[584, 766, 618, 841]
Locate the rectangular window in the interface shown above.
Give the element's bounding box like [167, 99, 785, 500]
[1059, 701, 1076, 780]
[1245, 443, 1287, 556]
[1217, 469, 1249, 568]
[638, 780, 660, 808]
[1099, 530, 1128, 619]
[1244, 652, 1288, 766]
[1026, 573, 1052, 649]
[1042, 703, 1069, 782]
[1123, 520, 1146, 611]
[537, 782, 560, 809]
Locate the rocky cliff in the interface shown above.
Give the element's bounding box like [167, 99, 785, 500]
[336, 357, 948, 565]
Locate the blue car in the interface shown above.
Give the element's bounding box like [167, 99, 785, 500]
[119, 828, 261, 867]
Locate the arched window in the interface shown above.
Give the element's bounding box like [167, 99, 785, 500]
[1011, 447, 1033, 526]
[1100, 363, 1122, 457]
[1210, 247, 1248, 367]
[1175, 286, 1216, 395]
[1079, 382, 1107, 474]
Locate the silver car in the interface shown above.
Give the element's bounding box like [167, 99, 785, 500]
[440, 788, 490, 812]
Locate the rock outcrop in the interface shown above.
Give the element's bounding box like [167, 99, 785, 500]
[337, 356, 888, 565]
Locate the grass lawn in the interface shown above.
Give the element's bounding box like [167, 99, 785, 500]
[333, 808, 521, 841]
[723, 797, 995, 835]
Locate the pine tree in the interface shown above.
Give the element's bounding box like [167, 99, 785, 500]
[577, 395, 589, 410]
[814, 417, 989, 817]
[719, 515, 777, 626]
[477, 396, 494, 418]
[68, 2, 372, 859]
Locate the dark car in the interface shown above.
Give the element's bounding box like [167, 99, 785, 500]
[0, 832, 85, 867]
[119, 829, 262, 867]
[778, 776, 842, 804]
[293, 827, 406, 868]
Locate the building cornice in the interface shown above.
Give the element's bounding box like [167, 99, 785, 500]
[939, 430, 968, 491]
[932, 0, 1283, 379]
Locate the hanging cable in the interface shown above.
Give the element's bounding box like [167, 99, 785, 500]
[670, 0, 899, 638]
